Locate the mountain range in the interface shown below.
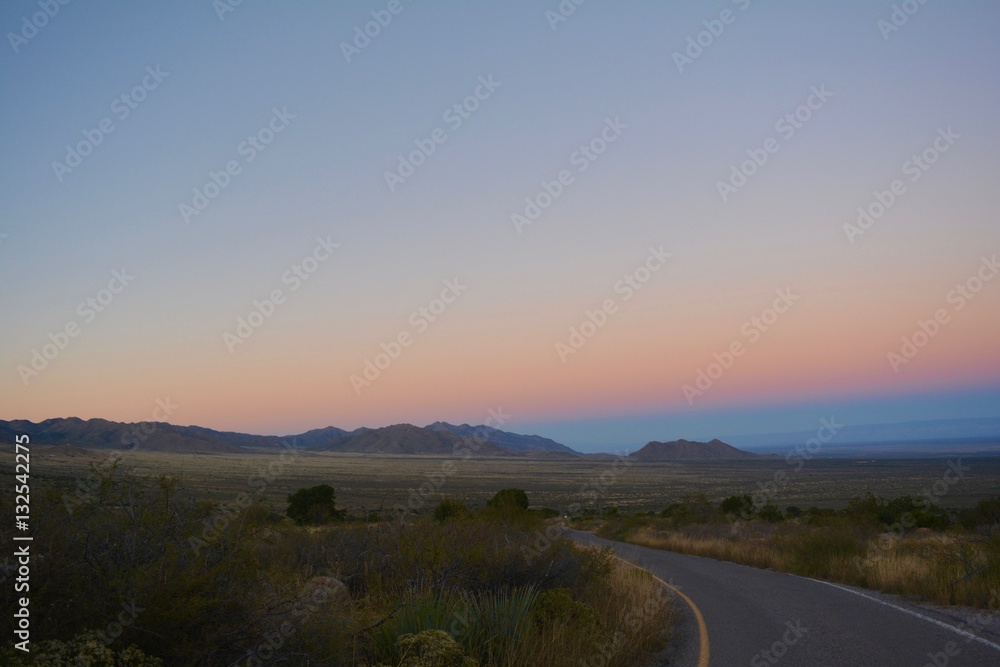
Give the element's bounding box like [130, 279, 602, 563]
[0, 418, 575, 457]
[0, 417, 759, 460]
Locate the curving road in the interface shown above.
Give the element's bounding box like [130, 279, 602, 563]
[568, 530, 1000, 667]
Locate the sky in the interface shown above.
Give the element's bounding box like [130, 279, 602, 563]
[2, 1, 999, 452]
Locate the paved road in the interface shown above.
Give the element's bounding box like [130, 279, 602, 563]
[568, 530, 1000, 667]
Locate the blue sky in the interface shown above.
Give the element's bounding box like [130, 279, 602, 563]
[2, 1, 999, 452]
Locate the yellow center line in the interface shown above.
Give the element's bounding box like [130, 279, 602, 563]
[618, 556, 711, 667]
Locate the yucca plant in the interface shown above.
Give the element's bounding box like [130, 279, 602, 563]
[373, 591, 461, 663]
[458, 586, 538, 667]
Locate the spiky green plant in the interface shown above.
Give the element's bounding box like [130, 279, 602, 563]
[373, 591, 460, 662]
[458, 586, 538, 667]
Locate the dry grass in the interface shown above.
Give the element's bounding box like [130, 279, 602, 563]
[618, 522, 1000, 608]
[17, 447, 1000, 516]
[516, 555, 675, 667]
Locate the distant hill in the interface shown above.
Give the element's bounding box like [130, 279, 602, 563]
[0, 417, 246, 454]
[426, 421, 578, 454]
[0, 418, 576, 457]
[628, 438, 761, 461]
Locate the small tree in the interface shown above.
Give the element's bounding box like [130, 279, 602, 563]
[720, 494, 754, 519]
[756, 502, 784, 523]
[286, 484, 345, 525]
[433, 498, 468, 522]
[487, 488, 529, 513]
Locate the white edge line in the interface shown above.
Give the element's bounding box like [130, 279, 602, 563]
[805, 577, 1000, 653]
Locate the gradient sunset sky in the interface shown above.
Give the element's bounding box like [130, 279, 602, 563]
[2, 1, 999, 451]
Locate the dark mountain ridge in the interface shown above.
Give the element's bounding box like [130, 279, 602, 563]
[628, 438, 762, 461]
[0, 417, 567, 456]
[2, 418, 760, 460]
[426, 421, 577, 454]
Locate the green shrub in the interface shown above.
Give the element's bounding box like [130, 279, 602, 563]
[1, 631, 163, 666]
[720, 494, 754, 518]
[286, 484, 345, 525]
[756, 503, 784, 523]
[487, 488, 529, 513]
[433, 498, 469, 522]
[13, 471, 672, 666]
[372, 587, 539, 667]
[373, 592, 459, 660]
[459, 587, 538, 666]
[958, 496, 1000, 530]
[533, 587, 599, 630]
[658, 493, 718, 526]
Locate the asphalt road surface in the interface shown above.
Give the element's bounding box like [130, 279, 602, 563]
[568, 530, 1000, 667]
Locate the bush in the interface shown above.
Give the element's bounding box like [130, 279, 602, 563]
[372, 592, 459, 660]
[959, 496, 1000, 531]
[757, 503, 784, 523]
[487, 488, 529, 513]
[658, 493, 718, 526]
[720, 494, 754, 518]
[286, 484, 345, 525]
[1, 631, 163, 666]
[433, 498, 469, 522]
[5, 471, 673, 666]
[533, 587, 600, 630]
[376, 630, 477, 667]
[460, 587, 538, 665]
